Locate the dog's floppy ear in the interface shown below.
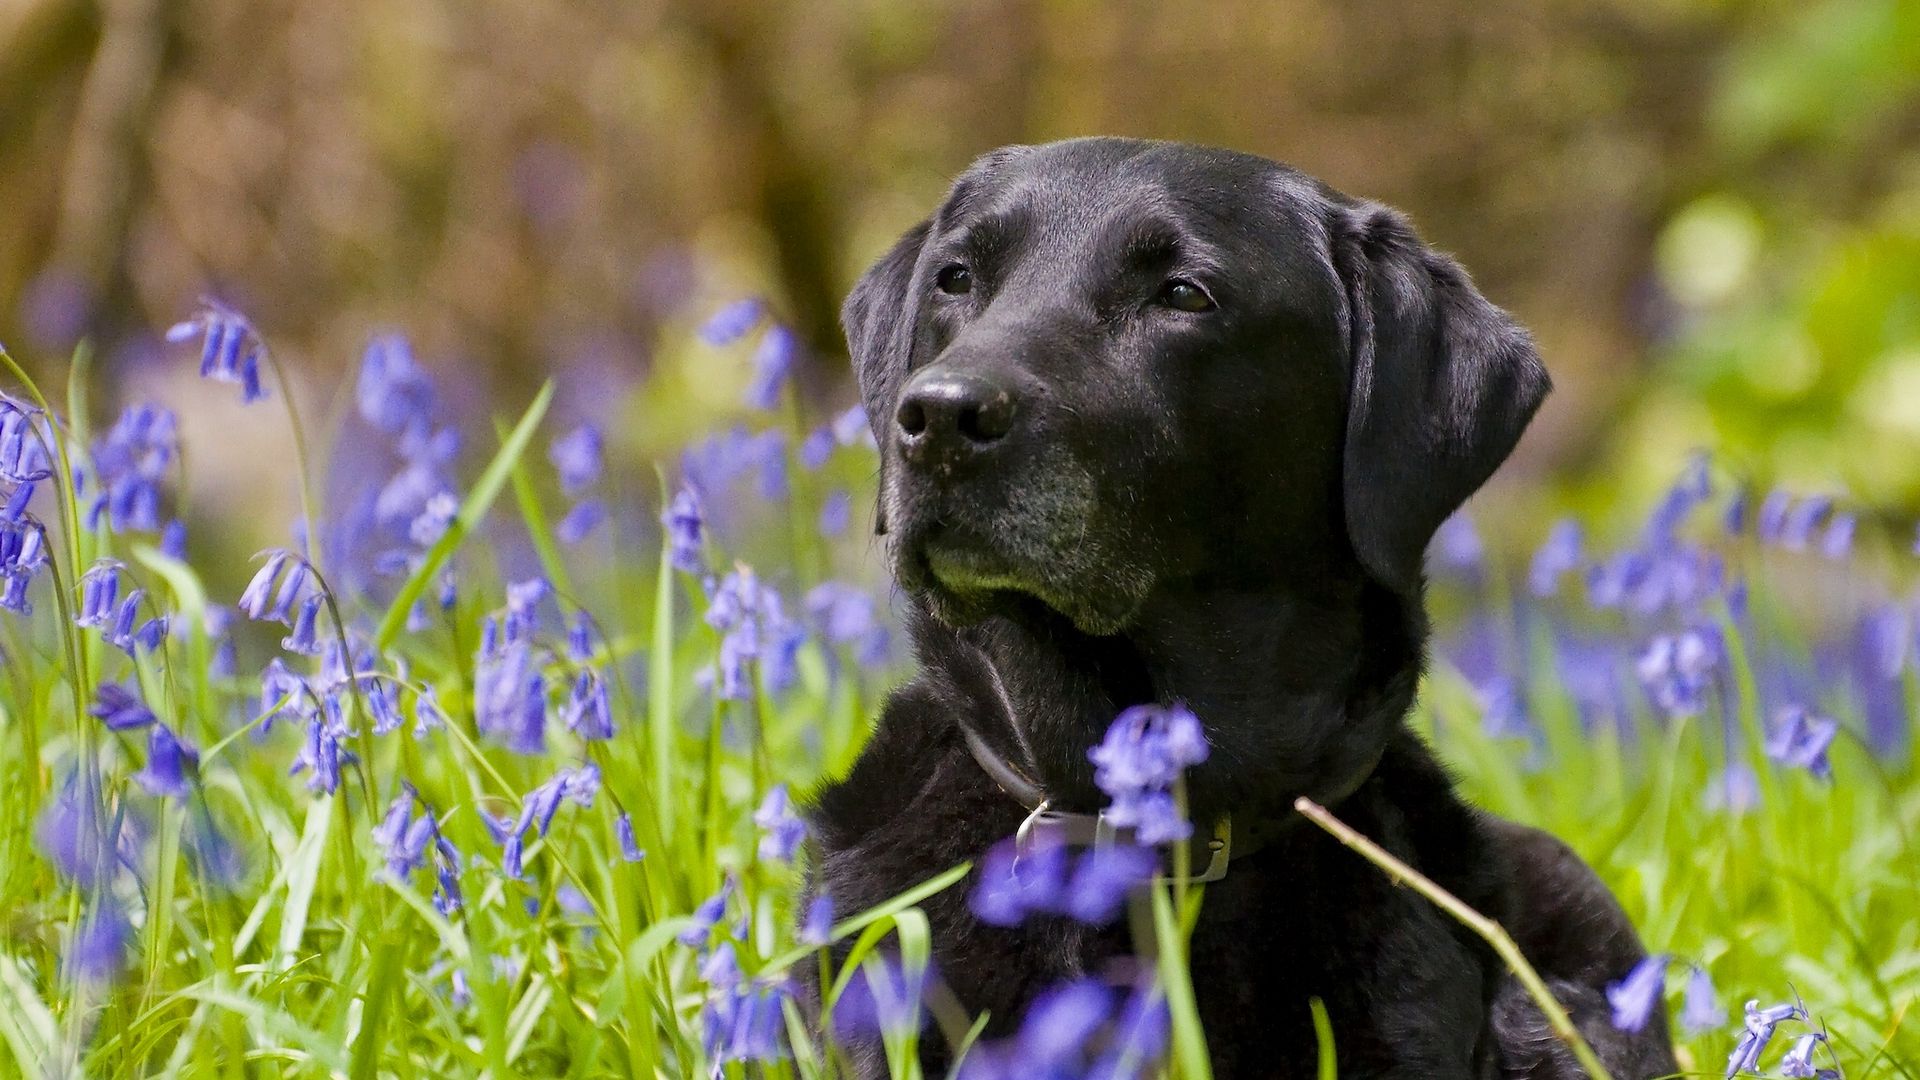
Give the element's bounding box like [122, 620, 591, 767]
[1334, 203, 1550, 596]
[844, 219, 931, 440]
[842, 218, 930, 534]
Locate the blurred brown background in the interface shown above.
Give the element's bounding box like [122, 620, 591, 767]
[3, 0, 1917, 529]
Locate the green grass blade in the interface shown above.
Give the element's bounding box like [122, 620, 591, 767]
[1310, 997, 1337, 1080]
[373, 381, 554, 650]
[649, 488, 678, 848]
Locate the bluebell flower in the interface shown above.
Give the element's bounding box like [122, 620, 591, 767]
[1477, 675, 1531, 739]
[0, 396, 55, 482]
[1636, 628, 1720, 719]
[818, 489, 852, 536]
[616, 812, 645, 863]
[0, 559, 37, 614]
[408, 491, 459, 547]
[830, 955, 929, 1041]
[366, 678, 405, 735]
[700, 939, 743, 991]
[184, 813, 247, 889]
[36, 773, 124, 888]
[560, 670, 614, 740]
[412, 683, 446, 738]
[377, 461, 453, 528]
[1778, 1031, 1829, 1078]
[549, 424, 603, 496]
[69, 898, 133, 983]
[102, 587, 147, 655]
[501, 835, 527, 881]
[1088, 702, 1209, 845]
[474, 638, 545, 754]
[1014, 979, 1115, 1074]
[432, 834, 464, 914]
[357, 334, 437, 436]
[1062, 844, 1157, 923]
[1528, 518, 1583, 598]
[1704, 764, 1760, 815]
[320, 631, 371, 689]
[1645, 452, 1712, 540]
[1429, 511, 1484, 577]
[1099, 984, 1173, 1077]
[800, 894, 834, 946]
[135, 616, 170, 654]
[505, 576, 551, 640]
[282, 595, 326, 656]
[1727, 999, 1807, 1076]
[131, 609, 170, 654]
[289, 693, 355, 794]
[371, 787, 462, 911]
[0, 516, 46, 615]
[1, 478, 33, 522]
[1756, 489, 1793, 544]
[831, 404, 874, 448]
[1103, 789, 1187, 847]
[1863, 604, 1911, 680]
[678, 881, 733, 949]
[1765, 705, 1839, 781]
[566, 611, 596, 662]
[76, 560, 122, 627]
[970, 837, 1070, 927]
[86, 404, 177, 532]
[257, 657, 310, 729]
[373, 788, 432, 879]
[161, 518, 188, 560]
[132, 723, 197, 798]
[703, 978, 790, 1065]
[752, 430, 789, 501]
[1779, 495, 1833, 552]
[679, 425, 793, 512]
[705, 568, 805, 699]
[753, 785, 806, 862]
[805, 581, 887, 663]
[744, 326, 798, 410]
[450, 969, 472, 1009]
[237, 550, 292, 620]
[166, 300, 268, 402]
[698, 298, 764, 346]
[499, 764, 601, 877]
[480, 809, 515, 847]
[1724, 486, 1750, 535]
[799, 426, 834, 469]
[1820, 511, 1856, 560]
[90, 682, 156, 730]
[266, 559, 313, 625]
[557, 498, 604, 543]
[1607, 954, 1667, 1032]
[663, 484, 705, 574]
[1682, 967, 1722, 1035]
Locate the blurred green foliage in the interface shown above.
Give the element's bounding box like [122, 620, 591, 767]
[1603, 0, 1920, 513]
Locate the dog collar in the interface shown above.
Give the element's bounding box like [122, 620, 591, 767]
[960, 721, 1262, 884]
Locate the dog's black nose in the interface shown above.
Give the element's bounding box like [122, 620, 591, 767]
[895, 369, 1018, 461]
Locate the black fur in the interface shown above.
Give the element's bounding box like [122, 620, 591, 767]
[806, 137, 1677, 1079]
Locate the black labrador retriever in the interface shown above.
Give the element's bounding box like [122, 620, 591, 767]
[806, 137, 1676, 1079]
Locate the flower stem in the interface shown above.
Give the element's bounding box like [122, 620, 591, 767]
[260, 349, 325, 576]
[1293, 796, 1617, 1080]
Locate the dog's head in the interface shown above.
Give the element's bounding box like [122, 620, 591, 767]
[846, 138, 1548, 634]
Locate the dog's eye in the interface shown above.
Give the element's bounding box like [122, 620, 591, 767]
[1158, 279, 1215, 313]
[935, 265, 974, 295]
